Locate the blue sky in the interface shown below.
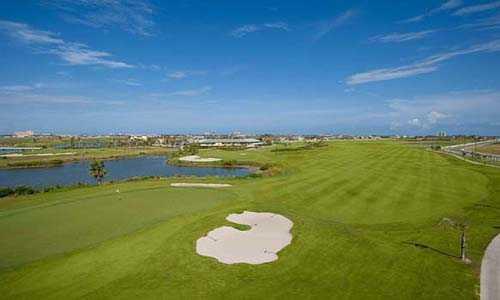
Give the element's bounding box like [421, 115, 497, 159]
[0, 0, 499, 135]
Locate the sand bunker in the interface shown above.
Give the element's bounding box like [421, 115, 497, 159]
[196, 211, 293, 264]
[179, 155, 222, 162]
[170, 183, 232, 188]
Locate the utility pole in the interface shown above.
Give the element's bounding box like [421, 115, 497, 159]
[460, 224, 471, 264]
[460, 229, 466, 261]
[473, 135, 476, 155]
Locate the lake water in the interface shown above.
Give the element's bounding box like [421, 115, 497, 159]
[0, 156, 249, 188]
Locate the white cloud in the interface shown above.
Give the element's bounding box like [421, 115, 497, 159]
[230, 25, 259, 38]
[408, 118, 422, 127]
[427, 111, 449, 124]
[0, 85, 36, 92]
[168, 71, 188, 79]
[167, 70, 207, 80]
[51, 43, 133, 68]
[346, 39, 500, 85]
[459, 14, 500, 30]
[0, 85, 125, 106]
[314, 10, 357, 41]
[167, 86, 212, 97]
[114, 79, 142, 86]
[0, 90, 91, 105]
[387, 90, 500, 131]
[369, 30, 437, 43]
[230, 22, 289, 38]
[0, 20, 132, 68]
[440, 0, 464, 10]
[401, 0, 463, 23]
[407, 112, 448, 128]
[454, 1, 500, 16]
[263, 22, 289, 31]
[56, 71, 71, 78]
[45, 0, 155, 36]
[0, 20, 63, 45]
[347, 64, 438, 85]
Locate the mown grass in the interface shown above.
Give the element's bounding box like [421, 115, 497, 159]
[0, 141, 499, 299]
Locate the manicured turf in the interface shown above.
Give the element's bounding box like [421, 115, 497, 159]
[0, 141, 499, 299]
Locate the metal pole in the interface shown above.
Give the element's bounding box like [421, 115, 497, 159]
[460, 230, 466, 261]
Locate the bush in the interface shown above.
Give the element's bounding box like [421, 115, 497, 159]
[170, 144, 200, 159]
[0, 186, 37, 198]
[0, 187, 14, 197]
[13, 186, 36, 195]
[260, 163, 273, 171]
[7, 159, 64, 168]
[223, 160, 238, 167]
[248, 173, 263, 178]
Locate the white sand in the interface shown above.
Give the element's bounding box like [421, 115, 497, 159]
[179, 155, 222, 162]
[0, 152, 76, 158]
[196, 211, 293, 264]
[170, 183, 232, 188]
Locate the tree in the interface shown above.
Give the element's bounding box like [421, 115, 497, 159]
[89, 160, 107, 184]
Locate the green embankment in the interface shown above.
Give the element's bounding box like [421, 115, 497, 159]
[0, 141, 499, 299]
[0, 147, 170, 169]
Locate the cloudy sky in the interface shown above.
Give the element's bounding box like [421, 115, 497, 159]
[0, 0, 499, 135]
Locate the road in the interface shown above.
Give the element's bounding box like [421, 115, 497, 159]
[481, 234, 500, 300]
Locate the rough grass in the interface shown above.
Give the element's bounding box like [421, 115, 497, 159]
[0, 141, 499, 299]
[477, 143, 500, 155]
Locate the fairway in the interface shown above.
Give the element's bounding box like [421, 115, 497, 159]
[1, 141, 500, 299]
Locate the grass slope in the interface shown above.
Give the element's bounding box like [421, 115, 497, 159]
[0, 141, 499, 299]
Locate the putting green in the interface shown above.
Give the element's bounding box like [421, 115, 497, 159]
[1, 141, 499, 299]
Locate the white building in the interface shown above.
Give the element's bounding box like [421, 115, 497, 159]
[198, 138, 264, 148]
[14, 130, 34, 138]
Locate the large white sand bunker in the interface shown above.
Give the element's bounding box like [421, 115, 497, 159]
[196, 211, 293, 264]
[179, 155, 222, 162]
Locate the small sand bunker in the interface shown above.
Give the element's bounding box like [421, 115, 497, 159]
[179, 155, 222, 162]
[196, 211, 293, 264]
[170, 183, 232, 188]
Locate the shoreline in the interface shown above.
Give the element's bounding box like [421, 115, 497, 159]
[166, 157, 264, 174]
[0, 158, 259, 192]
[0, 150, 171, 170]
[0, 173, 250, 198]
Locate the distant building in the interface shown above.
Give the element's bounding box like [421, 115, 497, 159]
[14, 130, 34, 138]
[130, 135, 149, 142]
[198, 138, 264, 148]
[437, 131, 447, 137]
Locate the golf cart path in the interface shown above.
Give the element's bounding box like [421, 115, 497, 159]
[481, 234, 500, 300]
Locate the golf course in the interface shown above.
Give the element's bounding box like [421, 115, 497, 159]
[1, 141, 499, 299]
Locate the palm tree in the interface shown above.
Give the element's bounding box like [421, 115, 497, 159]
[89, 160, 107, 184]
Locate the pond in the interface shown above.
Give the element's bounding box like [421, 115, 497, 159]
[0, 156, 249, 188]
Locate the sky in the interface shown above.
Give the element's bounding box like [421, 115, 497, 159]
[0, 0, 499, 135]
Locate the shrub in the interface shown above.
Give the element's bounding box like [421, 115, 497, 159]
[0, 187, 14, 197]
[13, 186, 36, 195]
[260, 163, 273, 171]
[223, 160, 238, 167]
